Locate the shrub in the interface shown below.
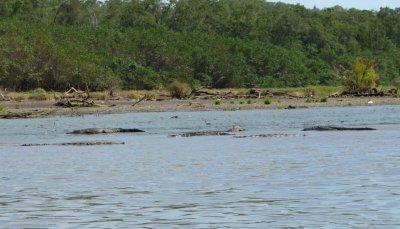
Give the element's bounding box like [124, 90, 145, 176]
[239, 100, 245, 104]
[11, 94, 27, 101]
[264, 97, 272, 105]
[145, 91, 158, 100]
[28, 88, 49, 100]
[91, 92, 108, 100]
[339, 58, 379, 94]
[0, 105, 4, 113]
[32, 88, 46, 94]
[215, 99, 221, 105]
[320, 97, 328, 103]
[168, 80, 192, 99]
[119, 90, 143, 100]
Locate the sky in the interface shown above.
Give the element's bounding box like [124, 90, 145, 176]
[269, 0, 399, 10]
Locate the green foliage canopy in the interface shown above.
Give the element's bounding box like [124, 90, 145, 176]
[0, 0, 399, 91]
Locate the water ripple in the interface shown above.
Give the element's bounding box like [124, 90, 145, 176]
[1, 106, 400, 227]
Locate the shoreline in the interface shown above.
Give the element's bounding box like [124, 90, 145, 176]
[1, 96, 400, 119]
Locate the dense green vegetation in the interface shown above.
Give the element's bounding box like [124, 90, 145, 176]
[340, 58, 380, 94]
[0, 0, 400, 91]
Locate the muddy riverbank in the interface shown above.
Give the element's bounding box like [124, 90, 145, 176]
[1, 96, 400, 118]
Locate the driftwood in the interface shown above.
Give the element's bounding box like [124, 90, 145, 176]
[188, 88, 201, 98]
[0, 92, 6, 101]
[248, 88, 264, 98]
[64, 87, 81, 94]
[189, 89, 304, 100]
[333, 88, 398, 97]
[269, 91, 304, 98]
[55, 86, 96, 108]
[61, 87, 87, 99]
[348, 92, 385, 97]
[194, 90, 218, 97]
[387, 88, 398, 95]
[170, 125, 244, 137]
[0, 88, 6, 99]
[0, 88, 9, 101]
[55, 98, 97, 107]
[303, 126, 376, 131]
[156, 95, 172, 101]
[132, 95, 147, 107]
[22, 141, 125, 147]
[68, 128, 145, 135]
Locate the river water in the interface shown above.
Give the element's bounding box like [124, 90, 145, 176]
[1, 106, 399, 228]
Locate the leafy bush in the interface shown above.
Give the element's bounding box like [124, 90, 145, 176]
[0, 105, 4, 113]
[28, 88, 49, 100]
[168, 80, 192, 99]
[320, 97, 328, 102]
[340, 58, 379, 94]
[214, 99, 221, 105]
[264, 97, 272, 105]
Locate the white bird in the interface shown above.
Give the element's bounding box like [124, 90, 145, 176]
[367, 100, 373, 104]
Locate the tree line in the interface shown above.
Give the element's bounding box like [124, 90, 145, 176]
[0, 0, 399, 91]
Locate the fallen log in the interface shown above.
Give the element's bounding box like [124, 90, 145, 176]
[338, 88, 398, 97]
[54, 98, 97, 108]
[22, 141, 125, 146]
[68, 128, 145, 134]
[132, 95, 147, 107]
[0, 92, 6, 101]
[387, 88, 398, 95]
[56, 86, 97, 107]
[248, 88, 265, 98]
[303, 126, 376, 131]
[0, 88, 9, 101]
[194, 90, 218, 96]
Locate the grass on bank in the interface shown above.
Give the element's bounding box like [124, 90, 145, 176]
[269, 85, 341, 98]
[3, 85, 399, 102]
[6, 88, 168, 101]
[264, 97, 272, 105]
